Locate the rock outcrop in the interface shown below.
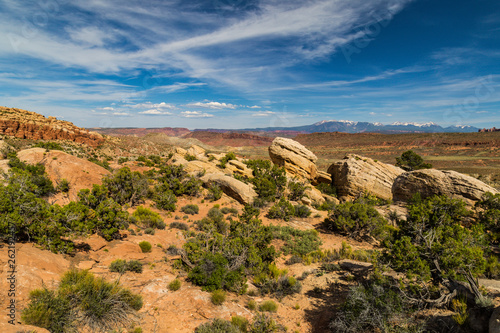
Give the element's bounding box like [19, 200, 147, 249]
[392, 169, 498, 204]
[17, 148, 110, 202]
[269, 137, 318, 182]
[0, 107, 104, 147]
[200, 173, 257, 205]
[327, 154, 404, 201]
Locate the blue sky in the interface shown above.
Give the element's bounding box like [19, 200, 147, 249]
[0, 0, 499, 129]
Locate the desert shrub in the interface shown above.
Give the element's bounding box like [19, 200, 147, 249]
[329, 278, 421, 333]
[324, 201, 389, 241]
[247, 299, 257, 310]
[170, 221, 189, 231]
[118, 157, 129, 164]
[7, 153, 55, 196]
[181, 204, 199, 215]
[210, 289, 227, 305]
[383, 195, 488, 307]
[259, 300, 278, 313]
[34, 141, 64, 151]
[246, 159, 286, 202]
[267, 226, 322, 256]
[294, 204, 311, 218]
[155, 164, 202, 197]
[476, 192, 500, 244]
[57, 178, 70, 193]
[103, 167, 149, 206]
[286, 255, 303, 265]
[22, 270, 142, 333]
[395, 150, 432, 171]
[188, 253, 246, 293]
[154, 189, 177, 212]
[195, 207, 228, 235]
[316, 200, 336, 211]
[109, 259, 143, 274]
[205, 184, 223, 201]
[168, 279, 181, 291]
[316, 182, 336, 196]
[144, 227, 155, 235]
[184, 212, 276, 293]
[231, 316, 249, 332]
[221, 207, 239, 215]
[250, 314, 281, 332]
[139, 241, 152, 253]
[126, 260, 143, 273]
[132, 206, 165, 229]
[195, 318, 240, 333]
[257, 274, 302, 297]
[266, 198, 295, 221]
[185, 154, 196, 161]
[218, 152, 236, 168]
[288, 180, 308, 201]
[109, 259, 128, 274]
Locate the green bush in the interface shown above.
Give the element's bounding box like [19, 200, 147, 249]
[170, 221, 189, 231]
[316, 200, 336, 211]
[288, 180, 308, 201]
[103, 167, 149, 206]
[34, 141, 64, 151]
[221, 207, 239, 215]
[324, 201, 389, 240]
[205, 184, 223, 201]
[330, 279, 421, 333]
[132, 206, 165, 229]
[22, 270, 142, 332]
[231, 316, 249, 332]
[109, 259, 143, 274]
[195, 319, 240, 333]
[168, 279, 182, 291]
[247, 299, 257, 310]
[210, 289, 227, 305]
[266, 198, 295, 221]
[139, 241, 152, 253]
[144, 227, 155, 235]
[155, 165, 202, 197]
[246, 159, 286, 202]
[181, 204, 199, 215]
[57, 178, 70, 193]
[316, 182, 336, 196]
[218, 152, 236, 168]
[153, 189, 177, 212]
[257, 275, 302, 297]
[259, 300, 278, 313]
[267, 226, 321, 256]
[294, 204, 311, 218]
[476, 192, 500, 244]
[395, 150, 432, 171]
[185, 154, 196, 161]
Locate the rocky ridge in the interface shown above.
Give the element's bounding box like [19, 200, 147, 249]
[0, 107, 104, 147]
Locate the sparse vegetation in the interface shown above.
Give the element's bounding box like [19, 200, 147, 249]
[210, 289, 227, 305]
[395, 150, 432, 171]
[181, 204, 199, 215]
[109, 259, 143, 274]
[22, 270, 142, 333]
[168, 279, 182, 291]
[139, 241, 152, 253]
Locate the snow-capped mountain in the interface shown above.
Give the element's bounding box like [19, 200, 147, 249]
[238, 120, 480, 134]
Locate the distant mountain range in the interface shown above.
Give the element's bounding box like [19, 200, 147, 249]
[197, 120, 480, 134]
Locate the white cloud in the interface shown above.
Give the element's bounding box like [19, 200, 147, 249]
[102, 107, 115, 111]
[181, 111, 214, 118]
[248, 105, 261, 109]
[185, 101, 237, 109]
[131, 102, 176, 109]
[139, 109, 172, 115]
[252, 111, 276, 117]
[112, 112, 131, 116]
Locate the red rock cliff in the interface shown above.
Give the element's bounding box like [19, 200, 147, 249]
[0, 106, 104, 147]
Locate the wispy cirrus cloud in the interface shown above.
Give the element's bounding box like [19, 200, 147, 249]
[185, 101, 237, 109]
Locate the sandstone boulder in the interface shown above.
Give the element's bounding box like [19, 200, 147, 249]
[328, 154, 404, 201]
[315, 171, 332, 185]
[186, 145, 208, 161]
[0, 140, 10, 159]
[392, 169, 498, 204]
[304, 187, 327, 205]
[226, 159, 253, 178]
[201, 173, 257, 205]
[17, 148, 110, 202]
[269, 137, 318, 181]
[184, 160, 220, 176]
